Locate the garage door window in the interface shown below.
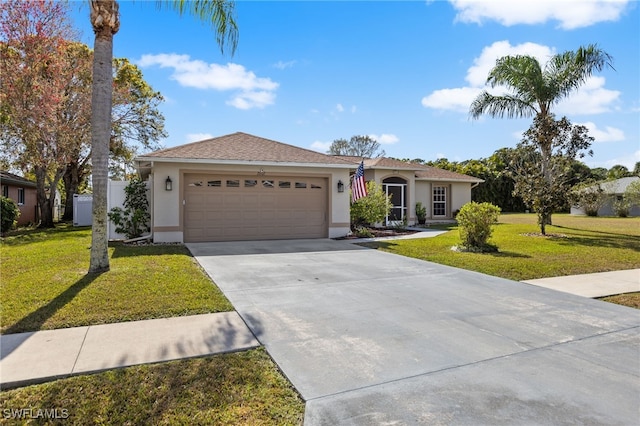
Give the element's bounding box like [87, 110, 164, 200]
[295, 182, 307, 188]
[189, 181, 203, 187]
[311, 183, 322, 189]
[262, 180, 274, 188]
[244, 179, 257, 187]
[207, 180, 221, 187]
[226, 179, 240, 187]
[279, 181, 291, 188]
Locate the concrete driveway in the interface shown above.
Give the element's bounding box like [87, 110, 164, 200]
[188, 239, 640, 425]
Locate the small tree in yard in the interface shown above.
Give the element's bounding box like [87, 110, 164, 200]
[456, 202, 501, 252]
[108, 178, 149, 239]
[350, 181, 391, 230]
[1, 196, 20, 234]
[569, 180, 608, 216]
[614, 179, 640, 217]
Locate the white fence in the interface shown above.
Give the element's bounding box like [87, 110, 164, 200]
[73, 180, 151, 240]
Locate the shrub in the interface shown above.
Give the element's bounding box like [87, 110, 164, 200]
[350, 181, 391, 229]
[456, 201, 501, 251]
[415, 202, 426, 222]
[613, 197, 630, 217]
[1, 196, 20, 234]
[108, 178, 150, 239]
[569, 180, 607, 216]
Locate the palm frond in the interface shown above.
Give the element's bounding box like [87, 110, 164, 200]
[157, 0, 238, 55]
[470, 91, 537, 120]
[544, 44, 614, 101]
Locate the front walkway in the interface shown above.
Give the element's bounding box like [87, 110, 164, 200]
[523, 269, 639, 297]
[0, 312, 258, 389]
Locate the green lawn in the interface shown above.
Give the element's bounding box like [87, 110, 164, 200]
[0, 348, 304, 425]
[364, 213, 640, 282]
[1, 225, 232, 334]
[1, 226, 305, 423]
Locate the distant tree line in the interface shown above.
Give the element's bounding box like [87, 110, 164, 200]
[397, 152, 638, 214]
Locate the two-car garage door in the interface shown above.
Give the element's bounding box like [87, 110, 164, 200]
[183, 174, 328, 242]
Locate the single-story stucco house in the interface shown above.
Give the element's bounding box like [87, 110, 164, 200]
[135, 132, 483, 243]
[570, 176, 640, 217]
[0, 171, 38, 226]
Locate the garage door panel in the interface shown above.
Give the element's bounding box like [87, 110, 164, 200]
[184, 174, 328, 242]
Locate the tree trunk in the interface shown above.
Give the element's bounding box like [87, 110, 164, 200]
[34, 166, 54, 228]
[62, 160, 88, 221]
[88, 0, 119, 273]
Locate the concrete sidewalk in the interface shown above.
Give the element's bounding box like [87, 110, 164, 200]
[0, 312, 258, 389]
[523, 269, 639, 298]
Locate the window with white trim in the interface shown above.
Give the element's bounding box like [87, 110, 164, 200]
[433, 186, 446, 216]
[17, 187, 25, 205]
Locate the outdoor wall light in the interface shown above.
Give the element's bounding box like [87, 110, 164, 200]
[165, 176, 172, 191]
[337, 180, 344, 193]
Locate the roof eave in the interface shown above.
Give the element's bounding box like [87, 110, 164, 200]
[416, 177, 484, 183]
[134, 156, 355, 169]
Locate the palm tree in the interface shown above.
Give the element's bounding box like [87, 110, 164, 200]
[88, 0, 238, 273]
[469, 44, 613, 232]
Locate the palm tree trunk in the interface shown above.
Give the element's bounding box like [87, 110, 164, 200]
[88, 0, 119, 273]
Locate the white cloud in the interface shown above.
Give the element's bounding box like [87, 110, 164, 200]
[422, 41, 618, 116]
[578, 122, 625, 143]
[137, 53, 278, 109]
[588, 150, 640, 170]
[310, 140, 331, 152]
[556, 77, 621, 115]
[351, 105, 357, 113]
[369, 133, 400, 145]
[185, 133, 213, 143]
[336, 103, 344, 112]
[449, 0, 630, 29]
[273, 60, 297, 70]
[227, 90, 276, 110]
[421, 87, 482, 112]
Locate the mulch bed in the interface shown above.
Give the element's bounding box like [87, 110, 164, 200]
[335, 227, 420, 240]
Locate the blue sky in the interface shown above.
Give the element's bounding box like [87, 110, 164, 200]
[70, 0, 639, 170]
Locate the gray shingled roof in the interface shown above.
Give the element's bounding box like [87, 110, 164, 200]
[138, 132, 353, 166]
[137, 133, 483, 182]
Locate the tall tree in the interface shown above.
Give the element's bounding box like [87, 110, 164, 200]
[328, 135, 386, 157]
[509, 116, 593, 234]
[0, 0, 76, 227]
[60, 54, 166, 221]
[88, 0, 238, 273]
[470, 44, 613, 231]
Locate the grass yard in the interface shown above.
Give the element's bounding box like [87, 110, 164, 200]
[0, 225, 232, 334]
[0, 348, 304, 425]
[364, 213, 640, 282]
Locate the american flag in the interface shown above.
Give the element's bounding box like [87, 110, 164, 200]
[352, 160, 367, 202]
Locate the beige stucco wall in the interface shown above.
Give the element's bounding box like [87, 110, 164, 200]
[450, 182, 473, 213]
[147, 161, 351, 242]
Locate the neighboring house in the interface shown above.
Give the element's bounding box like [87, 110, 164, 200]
[571, 176, 640, 217]
[134, 132, 482, 243]
[0, 171, 38, 226]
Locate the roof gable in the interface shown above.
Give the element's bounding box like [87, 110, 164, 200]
[139, 132, 353, 166]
